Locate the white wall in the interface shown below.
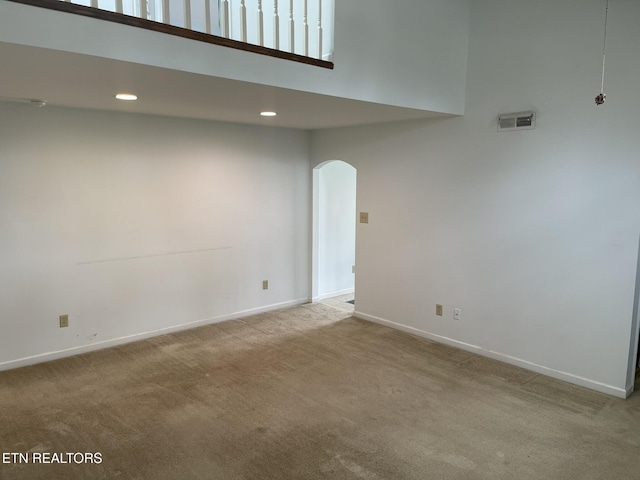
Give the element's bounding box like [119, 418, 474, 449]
[316, 161, 356, 299]
[312, 0, 640, 397]
[0, 0, 470, 114]
[0, 103, 311, 369]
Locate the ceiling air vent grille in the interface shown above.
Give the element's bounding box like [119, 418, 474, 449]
[498, 111, 536, 132]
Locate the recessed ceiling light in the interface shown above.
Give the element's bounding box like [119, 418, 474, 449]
[116, 93, 138, 101]
[260, 111, 277, 117]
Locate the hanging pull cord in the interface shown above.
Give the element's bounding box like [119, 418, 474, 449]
[596, 0, 609, 105]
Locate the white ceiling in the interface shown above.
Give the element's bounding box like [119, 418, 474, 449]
[0, 42, 447, 129]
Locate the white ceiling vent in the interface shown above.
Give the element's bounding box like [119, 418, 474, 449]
[497, 111, 536, 132]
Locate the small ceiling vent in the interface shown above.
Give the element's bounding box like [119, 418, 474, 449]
[498, 111, 536, 132]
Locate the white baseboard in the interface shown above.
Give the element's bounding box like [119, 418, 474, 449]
[313, 288, 354, 302]
[625, 383, 635, 398]
[354, 310, 628, 399]
[0, 298, 311, 372]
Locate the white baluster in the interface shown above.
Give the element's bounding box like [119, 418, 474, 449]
[288, 0, 294, 53]
[240, 0, 247, 42]
[162, 0, 170, 23]
[184, 0, 192, 29]
[317, 0, 323, 59]
[303, 0, 308, 57]
[222, 0, 230, 38]
[91, 0, 98, 8]
[273, 0, 280, 50]
[205, 0, 211, 33]
[257, 0, 264, 46]
[115, 0, 123, 14]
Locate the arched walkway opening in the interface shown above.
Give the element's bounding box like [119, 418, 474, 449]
[312, 160, 357, 307]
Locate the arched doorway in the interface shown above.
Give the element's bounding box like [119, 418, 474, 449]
[312, 160, 357, 305]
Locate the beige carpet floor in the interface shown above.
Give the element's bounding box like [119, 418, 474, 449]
[1, 302, 639, 480]
[317, 293, 354, 313]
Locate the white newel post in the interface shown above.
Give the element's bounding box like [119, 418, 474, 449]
[288, 0, 294, 53]
[273, 0, 280, 50]
[258, 0, 264, 46]
[317, 0, 322, 59]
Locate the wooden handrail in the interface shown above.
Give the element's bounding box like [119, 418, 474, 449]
[5, 0, 334, 69]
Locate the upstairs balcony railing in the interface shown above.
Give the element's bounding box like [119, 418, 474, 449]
[8, 0, 334, 68]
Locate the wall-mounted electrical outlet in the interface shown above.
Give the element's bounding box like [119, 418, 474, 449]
[359, 212, 369, 224]
[262, 280, 269, 290]
[436, 304, 443, 316]
[59, 314, 69, 328]
[352, 265, 356, 273]
[454, 308, 461, 321]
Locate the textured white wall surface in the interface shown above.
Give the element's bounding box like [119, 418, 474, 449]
[312, 0, 640, 397]
[0, 104, 311, 368]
